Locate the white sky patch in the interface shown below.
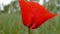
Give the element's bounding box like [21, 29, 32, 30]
[46, 0, 49, 2]
[0, 0, 15, 5]
[39, 0, 49, 5]
[39, 0, 44, 5]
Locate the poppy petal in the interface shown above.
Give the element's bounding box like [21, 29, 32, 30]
[18, 0, 32, 27]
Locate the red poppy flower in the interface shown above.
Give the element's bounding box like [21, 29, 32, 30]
[18, 0, 57, 30]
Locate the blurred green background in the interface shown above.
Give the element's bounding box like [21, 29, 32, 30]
[0, 0, 60, 34]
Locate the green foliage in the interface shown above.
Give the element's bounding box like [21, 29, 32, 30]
[3, 1, 18, 13]
[43, 0, 57, 14]
[4, 5, 10, 12]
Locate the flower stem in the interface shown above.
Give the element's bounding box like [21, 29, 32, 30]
[28, 29, 30, 34]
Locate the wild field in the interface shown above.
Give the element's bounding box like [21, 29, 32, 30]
[0, 12, 60, 34]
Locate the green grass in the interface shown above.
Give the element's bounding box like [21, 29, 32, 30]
[0, 12, 60, 34]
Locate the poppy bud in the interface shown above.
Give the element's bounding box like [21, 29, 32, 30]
[18, 0, 57, 30]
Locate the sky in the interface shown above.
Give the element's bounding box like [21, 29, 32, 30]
[0, 0, 15, 5]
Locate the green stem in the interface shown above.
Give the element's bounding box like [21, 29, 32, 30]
[28, 29, 30, 34]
